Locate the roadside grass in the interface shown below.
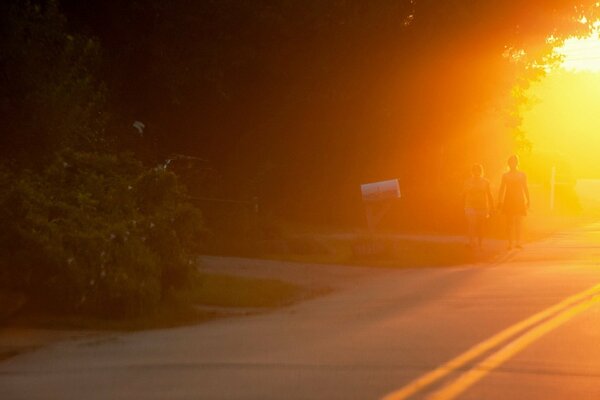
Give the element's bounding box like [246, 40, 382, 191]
[190, 273, 306, 308]
[4, 299, 214, 332]
[1, 273, 308, 332]
[351, 239, 473, 268]
[261, 213, 594, 268]
[485, 213, 591, 243]
[262, 236, 476, 268]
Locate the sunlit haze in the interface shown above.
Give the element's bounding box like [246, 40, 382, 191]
[522, 18, 600, 178]
[556, 20, 600, 71]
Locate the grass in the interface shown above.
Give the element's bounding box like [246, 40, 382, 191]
[262, 235, 478, 268]
[353, 238, 473, 268]
[190, 273, 307, 308]
[2, 273, 308, 332]
[6, 302, 215, 332]
[261, 211, 596, 268]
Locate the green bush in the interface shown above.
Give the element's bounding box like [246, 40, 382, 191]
[0, 150, 205, 317]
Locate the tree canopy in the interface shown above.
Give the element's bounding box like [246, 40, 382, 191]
[0, 1, 204, 316]
[2, 0, 592, 227]
[52, 0, 587, 224]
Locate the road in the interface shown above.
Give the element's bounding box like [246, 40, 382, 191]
[3, 223, 600, 399]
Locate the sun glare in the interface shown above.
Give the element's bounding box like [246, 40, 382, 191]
[554, 20, 600, 72]
[520, 18, 600, 178]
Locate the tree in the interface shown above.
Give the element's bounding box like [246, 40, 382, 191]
[0, 151, 205, 316]
[0, 1, 206, 317]
[0, 0, 107, 167]
[57, 0, 589, 229]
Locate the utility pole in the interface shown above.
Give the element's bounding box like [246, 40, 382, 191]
[550, 165, 556, 211]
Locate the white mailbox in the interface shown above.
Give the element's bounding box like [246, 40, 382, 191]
[360, 179, 401, 202]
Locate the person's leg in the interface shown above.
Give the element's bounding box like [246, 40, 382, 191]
[476, 213, 485, 248]
[515, 216, 523, 248]
[466, 212, 476, 246]
[506, 215, 514, 249]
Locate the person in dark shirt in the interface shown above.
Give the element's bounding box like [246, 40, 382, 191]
[498, 155, 530, 249]
[464, 164, 493, 249]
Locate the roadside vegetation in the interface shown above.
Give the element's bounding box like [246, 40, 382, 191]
[4, 273, 307, 331]
[191, 273, 306, 309]
[256, 201, 591, 268]
[0, 3, 311, 329]
[0, 1, 594, 333]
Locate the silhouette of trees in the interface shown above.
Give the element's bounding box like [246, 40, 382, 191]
[0, 1, 108, 167]
[54, 1, 585, 226]
[2, 0, 587, 237]
[0, 1, 204, 316]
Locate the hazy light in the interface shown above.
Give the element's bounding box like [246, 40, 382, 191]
[519, 18, 600, 178]
[553, 19, 600, 72]
[521, 70, 600, 176]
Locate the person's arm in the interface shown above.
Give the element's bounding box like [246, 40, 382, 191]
[497, 175, 506, 210]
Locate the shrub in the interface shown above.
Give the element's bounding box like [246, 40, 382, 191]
[0, 150, 205, 317]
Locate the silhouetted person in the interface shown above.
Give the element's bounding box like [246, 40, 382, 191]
[498, 155, 530, 249]
[464, 164, 494, 248]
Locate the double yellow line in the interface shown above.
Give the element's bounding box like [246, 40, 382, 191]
[381, 283, 600, 400]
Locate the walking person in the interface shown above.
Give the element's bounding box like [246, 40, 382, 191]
[498, 155, 530, 249]
[464, 164, 494, 249]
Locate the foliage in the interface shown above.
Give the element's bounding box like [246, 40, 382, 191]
[0, 0, 108, 167]
[0, 150, 205, 317]
[58, 0, 589, 228]
[0, 1, 208, 318]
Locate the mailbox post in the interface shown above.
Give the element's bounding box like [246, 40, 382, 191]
[360, 179, 401, 232]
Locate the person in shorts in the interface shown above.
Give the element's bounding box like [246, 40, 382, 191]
[498, 154, 530, 249]
[464, 164, 494, 248]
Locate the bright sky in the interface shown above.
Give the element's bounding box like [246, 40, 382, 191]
[520, 18, 600, 177]
[555, 20, 600, 72]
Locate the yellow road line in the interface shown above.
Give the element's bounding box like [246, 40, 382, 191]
[381, 283, 600, 400]
[428, 294, 600, 400]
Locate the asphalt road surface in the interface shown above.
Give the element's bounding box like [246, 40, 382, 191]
[3, 223, 600, 399]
